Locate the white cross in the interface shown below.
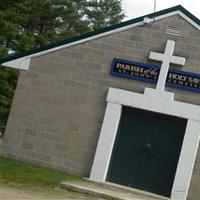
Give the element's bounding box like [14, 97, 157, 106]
[149, 40, 186, 91]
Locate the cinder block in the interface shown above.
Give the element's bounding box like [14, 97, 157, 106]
[21, 142, 33, 150]
[25, 128, 37, 136]
[54, 143, 69, 151]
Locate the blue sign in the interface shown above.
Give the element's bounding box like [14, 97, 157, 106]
[111, 58, 200, 92]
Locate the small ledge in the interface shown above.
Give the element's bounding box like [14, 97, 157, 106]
[144, 88, 174, 101]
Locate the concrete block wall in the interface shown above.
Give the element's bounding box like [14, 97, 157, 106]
[2, 15, 200, 199]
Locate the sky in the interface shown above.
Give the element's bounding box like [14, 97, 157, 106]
[122, 0, 200, 20]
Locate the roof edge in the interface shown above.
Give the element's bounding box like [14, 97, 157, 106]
[0, 5, 199, 67]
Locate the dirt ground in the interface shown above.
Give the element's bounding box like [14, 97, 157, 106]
[0, 184, 106, 200]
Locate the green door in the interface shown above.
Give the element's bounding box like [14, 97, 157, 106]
[107, 106, 187, 197]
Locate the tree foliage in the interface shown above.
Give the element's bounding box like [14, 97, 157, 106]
[0, 0, 125, 57]
[0, 67, 19, 128]
[0, 0, 125, 130]
[85, 0, 125, 29]
[0, 0, 89, 56]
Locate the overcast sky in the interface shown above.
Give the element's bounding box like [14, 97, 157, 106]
[122, 0, 200, 20]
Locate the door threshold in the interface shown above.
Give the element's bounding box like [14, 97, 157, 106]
[85, 178, 170, 200]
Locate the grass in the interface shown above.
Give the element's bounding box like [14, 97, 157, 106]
[0, 155, 81, 188]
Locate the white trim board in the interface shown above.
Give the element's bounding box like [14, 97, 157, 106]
[90, 87, 200, 200]
[2, 10, 200, 70]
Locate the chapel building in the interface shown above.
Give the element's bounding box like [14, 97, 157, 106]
[0, 5, 200, 200]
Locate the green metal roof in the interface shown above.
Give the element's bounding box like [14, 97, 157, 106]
[0, 5, 199, 65]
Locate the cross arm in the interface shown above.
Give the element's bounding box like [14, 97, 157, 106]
[149, 52, 165, 62]
[171, 56, 186, 66]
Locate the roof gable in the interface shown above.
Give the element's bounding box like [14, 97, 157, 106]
[1, 5, 200, 70]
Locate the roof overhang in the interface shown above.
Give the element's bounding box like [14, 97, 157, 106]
[0, 5, 199, 70]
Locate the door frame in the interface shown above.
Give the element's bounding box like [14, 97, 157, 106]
[90, 87, 200, 200]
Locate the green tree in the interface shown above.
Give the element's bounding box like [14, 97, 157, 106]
[0, 67, 19, 131]
[85, 0, 125, 29]
[0, 0, 92, 56]
[0, 0, 125, 133]
[0, 0, 125, 55]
